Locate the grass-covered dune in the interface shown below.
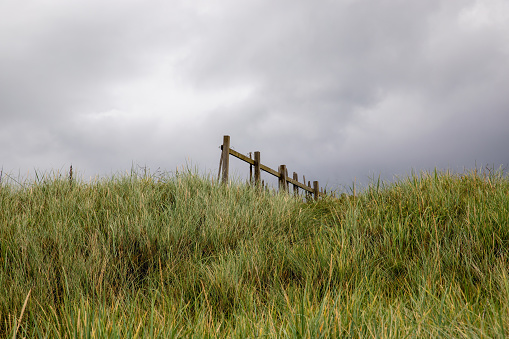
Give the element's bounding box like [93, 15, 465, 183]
[1, 168, 508, 337]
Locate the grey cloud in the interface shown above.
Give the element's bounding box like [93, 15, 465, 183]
[193, 1, 507, 186]
[0, 1, 192, 121]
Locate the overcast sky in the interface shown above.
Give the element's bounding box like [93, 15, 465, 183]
[1, 0, 508, 191]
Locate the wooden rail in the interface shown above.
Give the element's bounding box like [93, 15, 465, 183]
[218, 135, 326, 200]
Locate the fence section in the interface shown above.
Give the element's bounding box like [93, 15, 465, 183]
[218, 135, 326, 200]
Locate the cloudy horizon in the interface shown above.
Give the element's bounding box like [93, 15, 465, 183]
[1, 0, 508, 191]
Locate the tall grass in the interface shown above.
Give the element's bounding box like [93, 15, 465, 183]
[0, 167, 508, 337]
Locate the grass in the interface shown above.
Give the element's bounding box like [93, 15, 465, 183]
[0, 166, 508, 337]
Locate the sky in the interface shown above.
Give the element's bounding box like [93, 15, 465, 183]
[1, 0, 508, 191]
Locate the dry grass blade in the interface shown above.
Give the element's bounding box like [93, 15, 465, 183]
[13, 289, 31, 339]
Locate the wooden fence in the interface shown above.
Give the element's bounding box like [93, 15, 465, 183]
[218, 135, 327, 200]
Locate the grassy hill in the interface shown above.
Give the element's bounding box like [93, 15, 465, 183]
[1, 168, 508, 337]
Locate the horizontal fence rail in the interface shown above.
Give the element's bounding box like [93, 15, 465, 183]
[218, 135, 327, 200]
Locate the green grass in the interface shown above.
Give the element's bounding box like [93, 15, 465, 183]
[1, 167, 508, 337]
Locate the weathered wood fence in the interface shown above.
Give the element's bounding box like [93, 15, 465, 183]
[218, 135, 327, 200]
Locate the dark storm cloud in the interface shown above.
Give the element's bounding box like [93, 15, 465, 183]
[1, 0, 508, 188]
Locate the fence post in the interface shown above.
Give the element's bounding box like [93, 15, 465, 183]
[254, 151, 261, 186]
[249, 152, 252, 184]
[217, 152, 222, 182]
[313, 181, 319, 201]
[221, 135, 230, 185]
[293, 172, 299, 197]
[279, 165, 288, 192]
[305, 179, 309, 200]
[69, 165, 73, 187]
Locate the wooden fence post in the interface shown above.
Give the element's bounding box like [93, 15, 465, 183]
[279, 165, 288, 192]
[217, 152, 222, 182]
[69, 165, 73, 187]
[221, 135, 230, 185]
[254, 151, 261, 186]
[249, 152, 252, 184]
[313, 181, 319, 201]
[293, 172, 299, 197]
